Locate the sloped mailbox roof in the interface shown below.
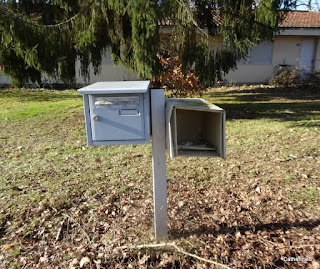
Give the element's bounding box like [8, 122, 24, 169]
[78, 81, 150, 95]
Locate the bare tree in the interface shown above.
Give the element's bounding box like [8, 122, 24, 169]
[293, 0, 320, 10]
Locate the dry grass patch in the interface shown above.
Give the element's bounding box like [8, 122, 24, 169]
[0, 85, 319, 268]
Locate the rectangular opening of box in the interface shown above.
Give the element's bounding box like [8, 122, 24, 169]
[174, 108, 224, 157]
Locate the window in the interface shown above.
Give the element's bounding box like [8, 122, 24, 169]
[237, 41, 273, 65]
[101, 49, 113, 64]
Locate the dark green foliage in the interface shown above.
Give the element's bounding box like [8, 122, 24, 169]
[0, 0, 295, 86]
[132, 0, 161, 78]
[194, 44, 238, 86]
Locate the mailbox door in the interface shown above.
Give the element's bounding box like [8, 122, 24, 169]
[89, 94, 145, 141]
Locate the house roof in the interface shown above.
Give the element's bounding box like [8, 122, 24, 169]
[280, 11, 320, 28]
[160, 10, 320, 29]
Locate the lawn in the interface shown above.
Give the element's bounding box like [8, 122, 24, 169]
[0, 85, 319, 268]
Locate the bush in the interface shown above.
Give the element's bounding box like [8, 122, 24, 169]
[152, 51, 206, 98]
[269, 66, 311, 87]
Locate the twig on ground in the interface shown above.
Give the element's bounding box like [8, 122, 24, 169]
[50, 207, 91, 244]
[261, 238, 277, 246]
[289, 244, 320, 249]
[62, 213, 92, 244]
[116, 242, 232, 269]
[55, 216, 67, 241]
[133, 186, 152, 195]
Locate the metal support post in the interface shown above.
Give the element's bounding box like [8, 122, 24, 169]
[151, 88, 168, 240]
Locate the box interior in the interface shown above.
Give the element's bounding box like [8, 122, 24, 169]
[175, 108, 222, 157]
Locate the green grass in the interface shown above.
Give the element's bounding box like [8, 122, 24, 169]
[0, 89, 82, 120]
[0, 85, 319, 268]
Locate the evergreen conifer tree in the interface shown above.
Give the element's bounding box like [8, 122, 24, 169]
[0, 0, 294, 87]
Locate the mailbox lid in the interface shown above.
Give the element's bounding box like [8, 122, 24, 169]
[78, 81, 150, 95]
[89, 94, 146, 141]
[165, 98, 224, 113]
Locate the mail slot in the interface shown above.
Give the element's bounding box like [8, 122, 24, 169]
[166, 98, 226, 158]
[78, 81, 150, 146]
[119, 109, 140, 116]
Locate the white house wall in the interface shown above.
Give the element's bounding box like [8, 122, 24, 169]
[75, 49, 137, 83]
[0, 50, 137, 86]
[75, 62, 137, 84]
[222, 35, 320, 84]
[313, 38, 320, 71]
[224, 64, 275, 84]
[0, 71, 11, 84]
[0, 34, 319, 86]
[273, 36, 303, 66]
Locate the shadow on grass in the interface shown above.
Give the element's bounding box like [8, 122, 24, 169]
[170, 219, 320, 239]
[0, 227, 5, 239]
[0, 89, 82, 102]
[209, 86, 320, 102]
[207, 86, 320, 125]
[221, 102, 320, 124]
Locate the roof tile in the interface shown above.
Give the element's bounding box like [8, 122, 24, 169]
[280, 11, 320, 28]
[160, 11, 320, 29]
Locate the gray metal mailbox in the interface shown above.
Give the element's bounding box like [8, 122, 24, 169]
[78, 81, 151, 146]
[166, 98, 226, 158]
[78, 82, 227, 240]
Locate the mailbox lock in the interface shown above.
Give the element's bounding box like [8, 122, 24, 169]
[92, 115, 99, 121]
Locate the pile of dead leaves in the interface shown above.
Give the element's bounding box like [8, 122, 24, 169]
[152, 53, 206, 98]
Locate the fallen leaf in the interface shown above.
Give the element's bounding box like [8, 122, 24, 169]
[1, 243, 16, 251]
[312, 261, 320, 269]
[79, 257, 91, 267]
[39, 256, 48, 263]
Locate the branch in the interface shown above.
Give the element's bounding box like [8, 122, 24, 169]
[55, 216, 67, 241]
[116, 242, 232, 269]
[174, 0, 213, 40]
[0, 2, 80, 29]
[174, 0, 282, 40]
